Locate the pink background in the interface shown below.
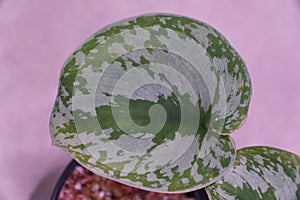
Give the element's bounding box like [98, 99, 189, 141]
[1, 1, 299, 199]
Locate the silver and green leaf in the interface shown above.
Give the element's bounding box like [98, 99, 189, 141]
[206, 146, 300, 199]
[50, 14, 251, 193]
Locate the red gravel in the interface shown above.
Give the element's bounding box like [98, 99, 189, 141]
[58, 165, 195, 200]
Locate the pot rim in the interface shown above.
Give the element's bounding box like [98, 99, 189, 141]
[50, 160, 79, 200]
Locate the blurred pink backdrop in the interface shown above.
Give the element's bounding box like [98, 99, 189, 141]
[0, 0, 299, 199]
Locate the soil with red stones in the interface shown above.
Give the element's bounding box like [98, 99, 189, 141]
[58, 165, 196, 200]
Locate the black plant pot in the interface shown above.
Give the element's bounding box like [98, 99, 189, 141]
[51, 160, 208, 200]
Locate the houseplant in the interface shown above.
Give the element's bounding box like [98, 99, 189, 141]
[50, 13, 300, 199]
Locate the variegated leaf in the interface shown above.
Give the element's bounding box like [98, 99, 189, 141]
[205, 146, 300, 199]
[50, 14, 251, 192]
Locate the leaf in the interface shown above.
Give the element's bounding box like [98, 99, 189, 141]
[50, 13, 251, 192]
[205, 146, 300, 200]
